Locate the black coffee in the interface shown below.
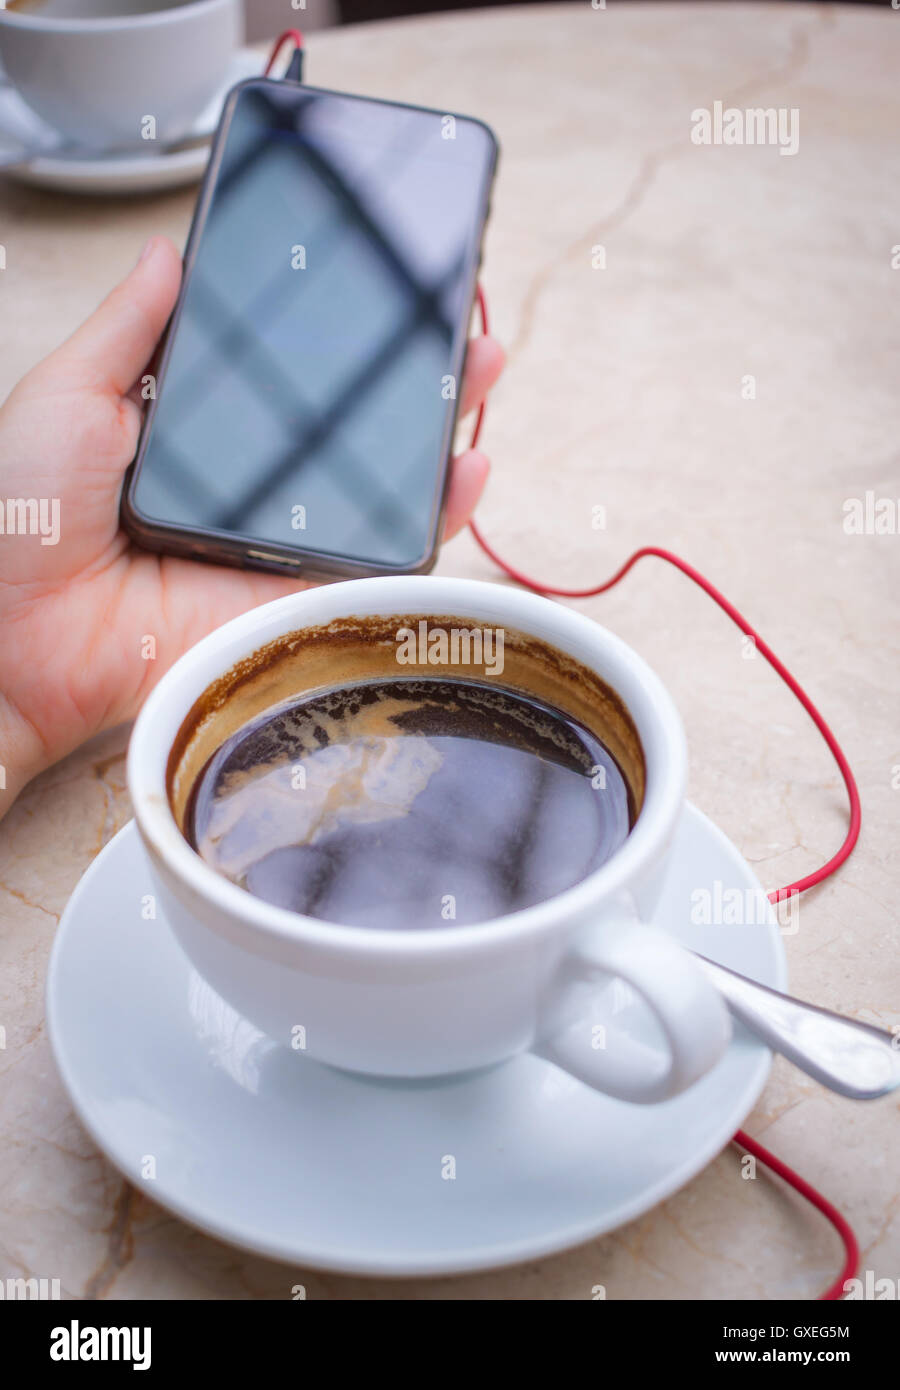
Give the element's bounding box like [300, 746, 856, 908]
[187, 678, 634, 929]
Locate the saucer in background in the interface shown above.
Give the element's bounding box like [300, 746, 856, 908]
[0, 45, 259, 195]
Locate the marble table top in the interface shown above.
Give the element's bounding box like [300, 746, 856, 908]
[1, 3, 897, 1300]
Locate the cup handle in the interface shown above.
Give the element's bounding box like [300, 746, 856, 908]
[532, 915, 732, 1103]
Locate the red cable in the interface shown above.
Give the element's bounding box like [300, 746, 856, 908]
[734, 1130, 860, 1300]
[264, 28, 305, 78]
[467, 534, 862, 901]
[468, 284, 860, 1298]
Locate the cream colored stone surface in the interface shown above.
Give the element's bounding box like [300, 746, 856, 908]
[0, 4, 897, 1300]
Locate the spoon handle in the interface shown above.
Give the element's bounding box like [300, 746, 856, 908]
[694, 954, 900, 1100]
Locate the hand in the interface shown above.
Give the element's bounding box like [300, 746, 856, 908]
[0, 235, 505, 808]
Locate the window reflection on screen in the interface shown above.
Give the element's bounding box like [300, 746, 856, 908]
[133, 84, 494, 568]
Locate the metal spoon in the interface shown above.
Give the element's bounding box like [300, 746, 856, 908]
[695, 953, 900, 1100]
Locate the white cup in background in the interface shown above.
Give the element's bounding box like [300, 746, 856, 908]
[0, 0, 242, 150]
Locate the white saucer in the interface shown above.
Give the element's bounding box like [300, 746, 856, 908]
[0, 47, 260, 196]
[46, 804, 786, 1277]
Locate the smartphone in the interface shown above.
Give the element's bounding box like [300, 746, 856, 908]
[122, 78, 498, 580]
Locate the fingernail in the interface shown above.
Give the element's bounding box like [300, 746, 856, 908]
[137, 236, 157, 266]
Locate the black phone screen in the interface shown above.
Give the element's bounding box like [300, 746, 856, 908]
[129, 82, 496, 571]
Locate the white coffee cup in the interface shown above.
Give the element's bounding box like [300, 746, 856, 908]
[0, 0, 242, 150]
[127, 575, 731, 1104]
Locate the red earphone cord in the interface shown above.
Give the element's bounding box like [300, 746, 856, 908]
[263, 29, 307, 76]
[265, 32, 860, 1300]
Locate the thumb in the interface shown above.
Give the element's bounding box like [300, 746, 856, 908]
[45, 235, 182, 398]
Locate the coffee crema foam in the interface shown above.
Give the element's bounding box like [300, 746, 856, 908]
[168, 614, 646, 829]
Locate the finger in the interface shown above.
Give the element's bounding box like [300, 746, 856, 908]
[46, 235, 182, 398]
[459, 336, 505, 418]
[442, 448, 490, 541]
